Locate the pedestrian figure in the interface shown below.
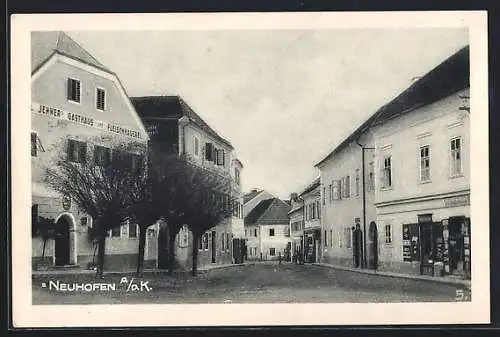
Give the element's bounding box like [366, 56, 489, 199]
[278, 252, 282, 265]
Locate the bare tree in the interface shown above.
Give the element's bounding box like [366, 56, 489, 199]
[44, 138, 142, 278]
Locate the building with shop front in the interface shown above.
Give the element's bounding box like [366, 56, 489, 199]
[244, 198, 291, 261]
[288, 193, 304, 262]
[370, 46, 470, 279]
[132, 95, 244, 270]
[31, 31, 151, 271]
[298, 178, 324, 263]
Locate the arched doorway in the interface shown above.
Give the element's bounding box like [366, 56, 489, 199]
[367, 221, 378, 270]
[54, 213, 76, 266]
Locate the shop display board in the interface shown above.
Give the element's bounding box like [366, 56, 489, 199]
[402, 223, 420, 262]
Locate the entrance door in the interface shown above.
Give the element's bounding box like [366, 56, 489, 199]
[54, 217, 70, 266]
[367, 222, 378, 270]
[211, 231, 216, 263]
[448, 217, 466, 276]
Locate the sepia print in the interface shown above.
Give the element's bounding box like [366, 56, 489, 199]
[11, 11, 489, 326]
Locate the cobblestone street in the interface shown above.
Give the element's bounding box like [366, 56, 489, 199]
[32, 263, 469, 304]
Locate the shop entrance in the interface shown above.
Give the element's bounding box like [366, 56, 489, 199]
[448, 216, 466, 276]
[367, 222, 378, 270]
[418, 214, 444, 276]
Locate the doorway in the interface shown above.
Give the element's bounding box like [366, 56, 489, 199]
[448, 216, 466, 276]
[352, 225, 362, 268]
[367, 222, 378, 270]
[54, 214, 72, 266]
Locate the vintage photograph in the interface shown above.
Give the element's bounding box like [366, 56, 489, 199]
[11, 12, 489, 326]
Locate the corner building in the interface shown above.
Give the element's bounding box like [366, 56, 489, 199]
[31, 32, 150, 271]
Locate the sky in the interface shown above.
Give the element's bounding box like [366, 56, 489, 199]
[67, 28, 469, 199]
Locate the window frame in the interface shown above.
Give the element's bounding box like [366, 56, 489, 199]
[95, 87, 106, 111]
[193, 136, 200, 157]
[450, 136, 463, 178]
[128, 223, 138, 239]
[67, 139, 87, 163]
[67, 77, 82, 104]
[269, 228, 275, 237]
[355, 169, 360, 197]
[419, 145, 431, 183]
[384, 224, 393, 244]
[111, 226, 121, 238]
[269, 248, 276, 256]
[93, 145, 111, 167]
[381, 156, 393, 189]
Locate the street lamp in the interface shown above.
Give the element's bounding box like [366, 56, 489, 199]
[356, 141, 375, 269]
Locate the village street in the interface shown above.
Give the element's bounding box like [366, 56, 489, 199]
[32, 263, 468, 304]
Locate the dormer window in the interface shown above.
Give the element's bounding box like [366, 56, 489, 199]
[67, 78, 81, 103]
[96, 88, 106, 111]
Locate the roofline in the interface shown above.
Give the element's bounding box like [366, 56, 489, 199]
[243, 190, 264, 205]
[232, 158, 244, 168]
[298, 177, 321, 197]
[314, 45, 470, 168]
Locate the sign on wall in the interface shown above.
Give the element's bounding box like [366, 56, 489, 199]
[32, 102, 143, 140]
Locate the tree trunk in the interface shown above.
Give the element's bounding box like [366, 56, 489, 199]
[96, 234, 106, 279]
[167, 225, 181, 275]
[42, 239, 47, 259]
[136, 225, 147, 277]
[191, 232, 200, 276]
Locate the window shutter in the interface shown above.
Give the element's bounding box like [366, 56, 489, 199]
[67, 78, 72, 100]
[211, 146, 217, 162]
[79, 142, 87, 163]
[205, 143, 212, 160]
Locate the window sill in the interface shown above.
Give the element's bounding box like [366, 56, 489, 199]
[449, 174, 464, 179]
[419, 180, 432, 185]
[380, 187, 393, 191]
[68, 99, 81, 105]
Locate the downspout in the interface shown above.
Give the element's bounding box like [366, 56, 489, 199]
[355, 140, 367, 269]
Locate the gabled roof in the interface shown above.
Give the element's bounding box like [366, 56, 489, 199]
[31, 31, 112, 74]
[315, 45, 470, 168]
[243, 189, 264, 204]
[131, 95, 233, 149]
[299, 177, 321, 197]
[244, 198, 290, 225]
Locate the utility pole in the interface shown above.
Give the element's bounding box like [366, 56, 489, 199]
[356, 141, 375, 269]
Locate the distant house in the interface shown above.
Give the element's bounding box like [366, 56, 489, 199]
[132, 95, 244, 270]
[243, 189, 276, 218]
[288, 193, 304, 262]
[244, 198, 291, 261]
[299, 178, 322, 263]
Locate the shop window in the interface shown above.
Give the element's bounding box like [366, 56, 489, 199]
[67, 139, 87, 163]
[94, 145, 111, 167]
[269, 248, 276, 256]
[420, 145, 431, 182]
[450, 137, 462, 177]
[67, 78, 81, 103]
[402, 223, 420, 262]
[96, 87, 106, 111]
[384, 224, 392, 244]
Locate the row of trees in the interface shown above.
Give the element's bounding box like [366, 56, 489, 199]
[37, 138, 235, 277]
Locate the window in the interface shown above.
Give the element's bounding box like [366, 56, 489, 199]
[67, 139, 87, 163]
[245, 229, 247, 237]
[217, 149, 225, 166]
[344, 227, 352, 249]
[269, 248, 276, 256]
[324, 230, 327, 246]
[342, 176, 350, 198]
[322, 187, 326, 205]
[368, 162, 375, 191]
[235, 168, 241, 185]
[111, 226, 121, 237]
[450, 137, 462, 177]
[112, 150, 142, 173]
[94, 145, 111, 167]
[221, 232, 225, 250]
[381, 156, 392, 189]
[254, 228, 258, 237]
[226, 232, 230, 251]
[198, 234, 203, 250]
[269, 228, 275, 237]
[420, 145, 431, 182]
[355, 169, 360, 196]
[129, 223, 137, 238]
[203, 233, 209, 250]
[333, 180, 341, 200]
[96, 88, 106, 111]
[193, 136, 200, 157]
[205, 143, 214, 161]
[384, 224, 392, 244]
[328, 184, 332, 202]
[67, 78, 81, 103]
[31, 132, 37, 157]
[330, 230, 334, 247]
[317, 201, 321, 219]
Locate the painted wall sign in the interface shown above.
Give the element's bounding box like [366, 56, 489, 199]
[32, 102, 143, 140]
[443, 195, 470, 208]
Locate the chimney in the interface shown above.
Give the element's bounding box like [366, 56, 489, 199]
[290, 193, 298, 201]
[250, 188, 259, 193]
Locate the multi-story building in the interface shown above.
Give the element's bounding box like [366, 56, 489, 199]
[132, 95, 244, 270]
[244, 198, 291, 261]
[370, 46, 470, 279]
[31, 31, 151, 271]
[288, 192, 304, 262]
[299, 178, 323, 263]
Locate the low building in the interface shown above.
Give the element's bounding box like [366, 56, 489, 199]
[31, 31, 150, 271]
[132, 95, 244, 270]
[244, 198, 291, 261]
[299, 178, 323, 263]
[288, 193, 304, 262]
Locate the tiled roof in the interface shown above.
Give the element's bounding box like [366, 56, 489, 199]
[315, 45, 470, 167]
[131, 95, 233, 149]
[244, 198, 290, 225]
[31, 31, 112, 74]
[243, 189, 263, 204]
